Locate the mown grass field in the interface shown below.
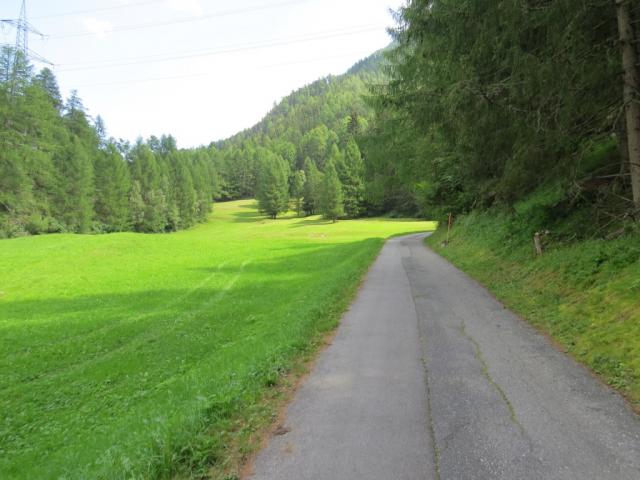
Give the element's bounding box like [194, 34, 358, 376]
[0, 200, 435, 479]
[427, 212, 640, 410]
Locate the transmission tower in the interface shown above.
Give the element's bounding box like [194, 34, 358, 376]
[0, 0, 53, 66]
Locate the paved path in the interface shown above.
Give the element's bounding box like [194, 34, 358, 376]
[249, 233, 640, 480]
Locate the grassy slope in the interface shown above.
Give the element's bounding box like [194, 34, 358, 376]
[0, 200, 435, 479]
[427, 212, 640, 409]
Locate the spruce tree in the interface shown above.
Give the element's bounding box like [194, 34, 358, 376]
[129, 180, 145, 231]
[0, 148, 31, 235]
[33, 68, 62, 111]
[320, 160, 343, 222]
[172, 154, 197, 228]
[290, 170, 306, 217]
[94, 144, 131, 231]
[191, 155, 214, 222]
[337, 138, 364, 218]
[256, 151, 289, 219]
[53, 136, 94, 233]
[129, 145, 166, 232]
[302, 158, 322, 216]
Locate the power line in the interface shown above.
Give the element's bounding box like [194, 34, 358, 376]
[55, 25, 384, 72]
[260, 50, 373, 69]
[72, 72, 208, 88]
[69, 50, 373, 88]
[60, 24, 377, 67]
[0, 0, 52, 66]
[59, 24, 379, 67]
[30, 0, 167, 20]
[46, 0, 315, 40]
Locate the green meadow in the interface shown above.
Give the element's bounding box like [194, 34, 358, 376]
[0, 200, 435, 479]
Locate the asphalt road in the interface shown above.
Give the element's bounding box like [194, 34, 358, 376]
[249, 233, 640, 480]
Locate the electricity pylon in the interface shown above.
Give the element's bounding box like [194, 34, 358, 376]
[1, 0, 53, 66]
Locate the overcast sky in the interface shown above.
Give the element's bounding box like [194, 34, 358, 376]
[0, 0, 402, 147]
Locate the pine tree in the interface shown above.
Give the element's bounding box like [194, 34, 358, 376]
[302, 157, 322, 215]
[256, 151, 289, 219]
[94, 144, 131, 231]
[0, 148, 31, 235]
[129, 180, 145, 231]
[337, 138, 364, 218]
[320, 160, 343, 222]
[53, 136, 94, 233]
[171, 153, 197, 228]
[290, 170, 306, 217]
[191, 154, 214, 222]
[63, 91, 98, 148]
[129, 144, 166, 232]
[33, 68, 62, 111]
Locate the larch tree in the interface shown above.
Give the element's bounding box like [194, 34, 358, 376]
[320, 160, 344, 222]
[302, 157, 323, 216]
[256, 150, 290, 219]
[337, 138, 364, 218]
[94, 144, 131, 232]
[290, 169, 306, 217]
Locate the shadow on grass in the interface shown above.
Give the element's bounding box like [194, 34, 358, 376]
[230, 209, 263, 223]
[291, 217, 334, 227]
[1, 237, 388, 479]
[238, 202, 258, 209]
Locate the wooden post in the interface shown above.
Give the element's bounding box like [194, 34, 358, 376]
[441, 212, 452, 247]
[534, 232, 543, 256]
[616, 0, 640, 215]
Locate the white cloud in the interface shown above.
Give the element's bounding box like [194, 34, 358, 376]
[80, 17, 114, 38]
[165, 0, 203, 17]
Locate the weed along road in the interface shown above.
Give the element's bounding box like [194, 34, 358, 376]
[249, 233, 640, 480]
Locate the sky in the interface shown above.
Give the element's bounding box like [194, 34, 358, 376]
[0, 0, 403, 148]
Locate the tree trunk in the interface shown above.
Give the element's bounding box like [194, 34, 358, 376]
[616, 0, 640, 215]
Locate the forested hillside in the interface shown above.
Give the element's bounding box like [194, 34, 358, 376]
[363, 0, 640, 235]
[0, 48, 219, 238]
[203, 51, 385, 219]
[4, 0, 639, 237]
[0, 48, 387, 237]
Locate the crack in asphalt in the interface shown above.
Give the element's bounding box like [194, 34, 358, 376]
[458, 320, 524, 432]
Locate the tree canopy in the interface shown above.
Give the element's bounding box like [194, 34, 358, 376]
[0, 47, 219, 237]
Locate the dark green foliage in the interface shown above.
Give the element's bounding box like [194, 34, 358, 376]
[94, 145, 131, 232]
[129, 180, 145, 231]
[210, 55, 384, 208]
[362, 0, 631, 226]
[256, 150, 290, 219]
[299, 125, 337, 170]
[0, 49, 218, 238]
[33, 68, 62, 111]
[53, 136, 94, 233]
[170, 154, 198, 229]
[290, 170, 306, 217]
[320, 160, 344, 222]
[129, 144, 166, 232]
[337, 138, 364, 218]
[302, 158, 323, 216]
